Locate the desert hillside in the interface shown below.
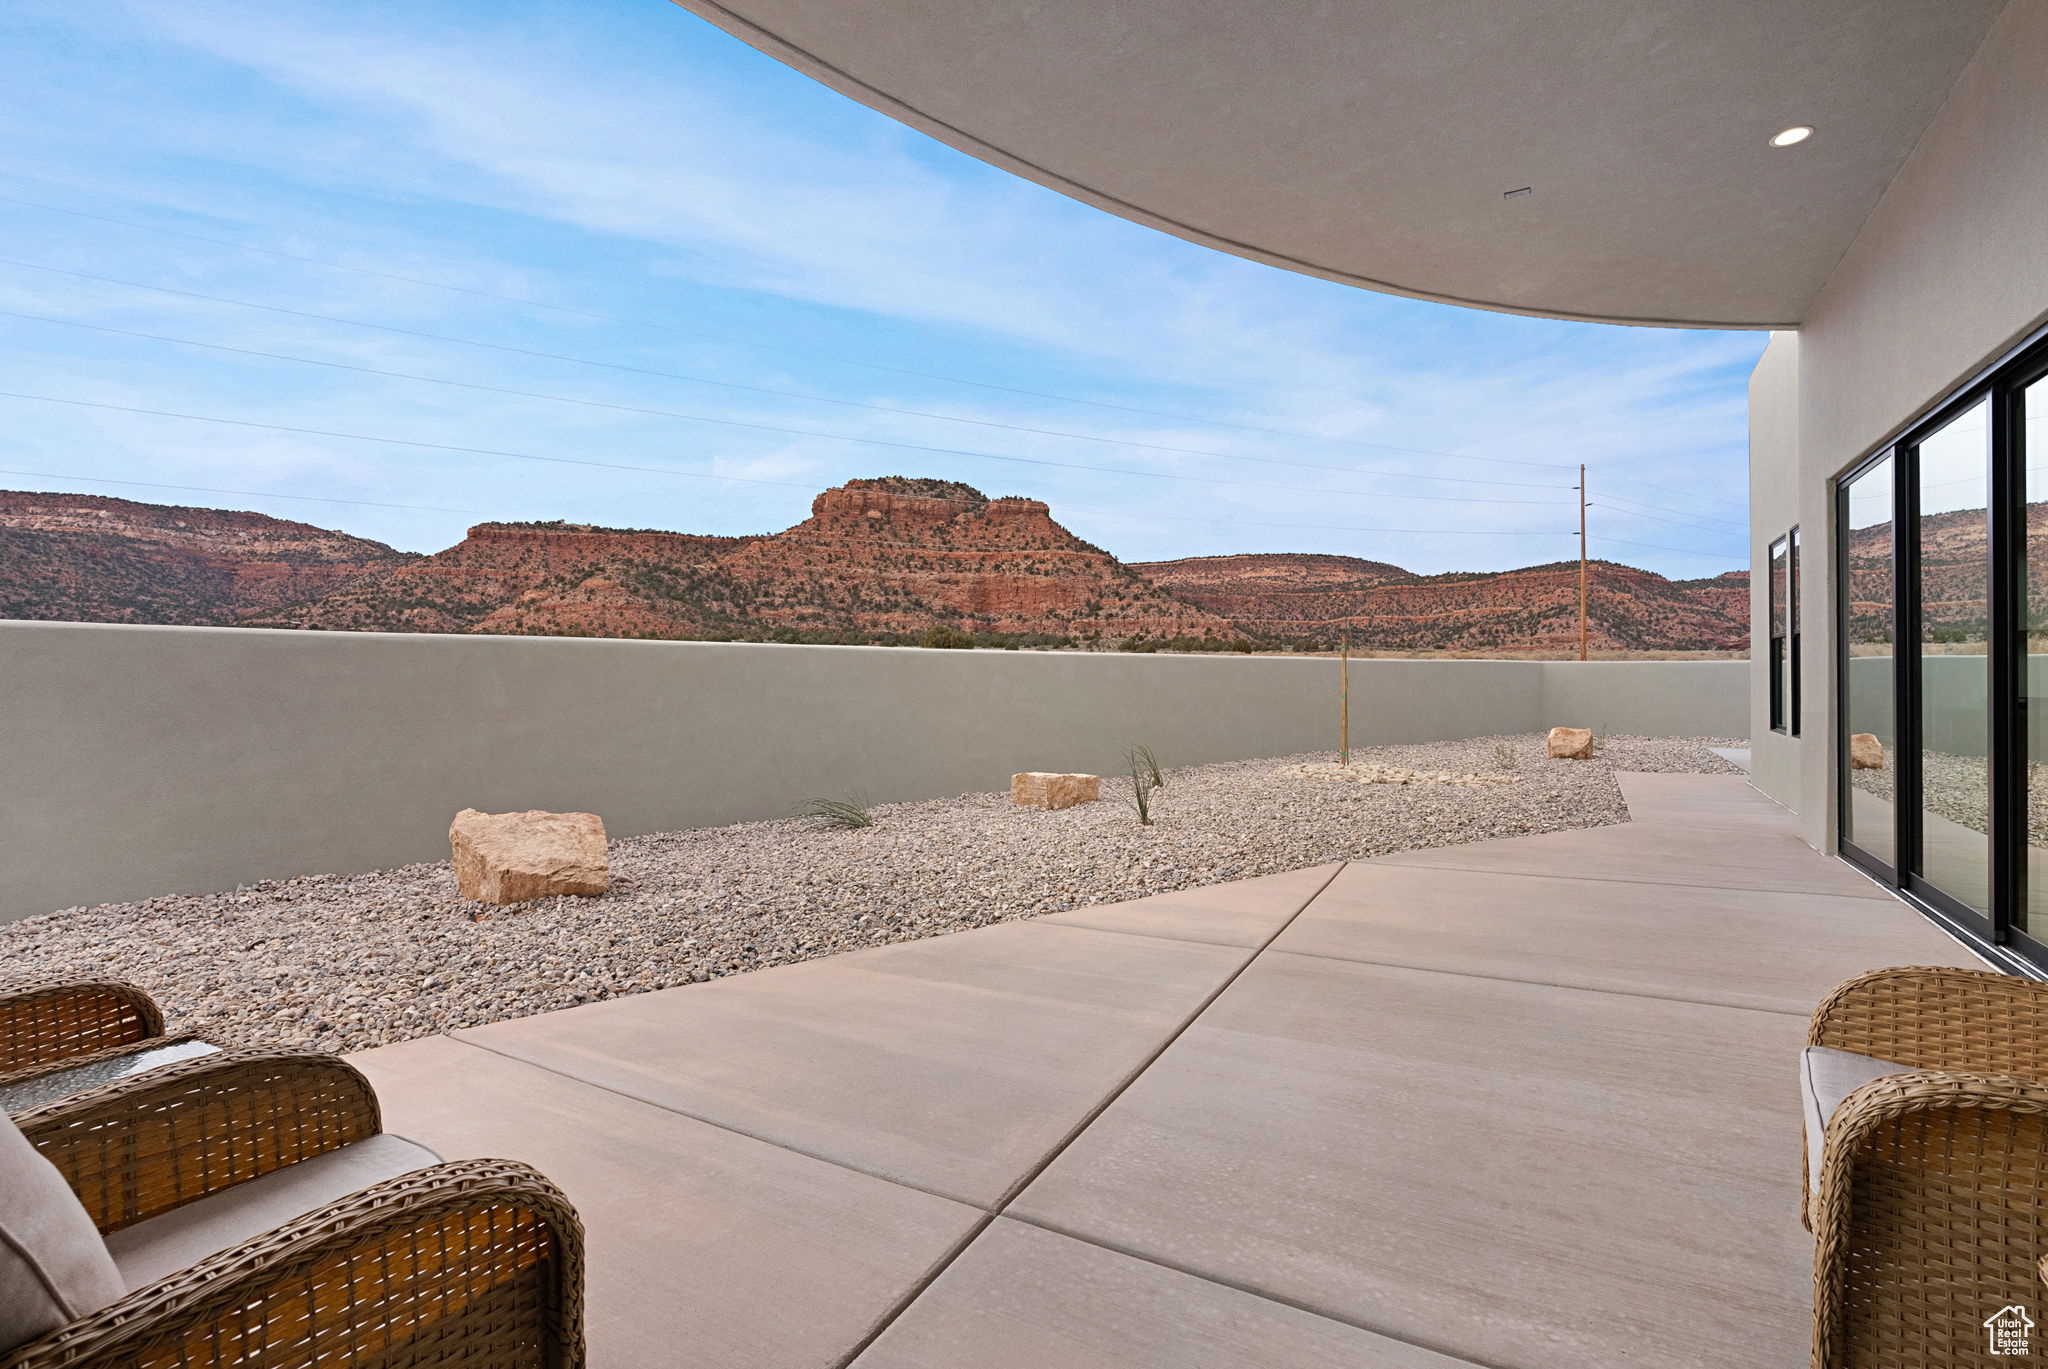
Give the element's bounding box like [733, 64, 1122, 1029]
[1, 481, 1749, 651]
[1132, 552, 1748, 652]
[0, 491, 415, 625]
[246, 477, 1231, 643]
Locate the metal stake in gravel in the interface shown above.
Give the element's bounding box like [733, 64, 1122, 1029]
[1339, 629, 1351, 768]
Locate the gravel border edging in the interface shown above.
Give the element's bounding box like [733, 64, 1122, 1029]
[1, 731, 1745, 1054]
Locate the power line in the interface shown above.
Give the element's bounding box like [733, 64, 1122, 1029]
[1594, 490, 1749, 530]
[0, 258, 1578, 494]
[1070, 506, 1564, 536]
[0, 309, 1579, 508]
[1586, 501, 1746, 540]
[0, 467, 478, 514]
[0, 190, 1583, 472]
[0, 390, 1580, 539]
[1589, 533, 1743, 561]
[1597, 470, 1750, 511]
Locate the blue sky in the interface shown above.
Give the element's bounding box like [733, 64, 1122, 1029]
[0, 0, 1761, 575]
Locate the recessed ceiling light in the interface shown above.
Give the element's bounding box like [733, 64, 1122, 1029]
[1770, 126, 1814, 147]
[1503, 186, 1533, 199]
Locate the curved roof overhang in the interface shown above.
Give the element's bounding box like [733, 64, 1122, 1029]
[672, 0, 2006, 329]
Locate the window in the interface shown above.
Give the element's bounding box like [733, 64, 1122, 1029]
[2023, 376, 2047, 937]
[1911, 399, 1992, 921]
[1769, 536, 1789, 733]
[1839, 461, 1895, 868]
[1836, 325, 2048, 968]
[1789, 527, 1802, 736]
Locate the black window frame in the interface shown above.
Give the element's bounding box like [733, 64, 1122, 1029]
[1836, 460, 1896, 884]
[1999, 355, 2044, 961]
[1768, 534, 1789, 734]
[1788, 527, 1801, 737]
[1833, 320, 2048, 978]
[1898, 399, 1995, 944]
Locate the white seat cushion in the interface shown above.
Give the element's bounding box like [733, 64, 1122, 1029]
[0, 1109, 126, 1352]
[1801, 1045, 1909, 1191]
[106, 1133, 440, 1291]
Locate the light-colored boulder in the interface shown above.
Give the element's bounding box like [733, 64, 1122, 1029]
[1849, 732, 1885, 770]
[450, 809, 609, 905]
[1546, 727, 1594, 760]
[1010, 772, 1101, 810]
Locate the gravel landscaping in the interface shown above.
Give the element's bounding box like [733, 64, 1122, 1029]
[1, 731, 1743, 1055]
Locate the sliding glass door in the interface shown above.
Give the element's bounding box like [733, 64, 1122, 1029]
[1840, 457, 1896, 871]
[1910, 400, 1993, 928]
[2024, 378, 2048, 944]
[1838, 335, 2048, 965]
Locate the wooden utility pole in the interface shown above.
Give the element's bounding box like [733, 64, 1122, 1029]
[1338, 628, 1350, 767]
[1577, 463, 1589, 661]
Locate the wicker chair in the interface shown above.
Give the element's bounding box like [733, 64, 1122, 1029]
[0, 978, 228, 1115]
[1805, 965, 2048, 1368]
[0, 978, 173, 1081]
[1, 1046, 584, 1369]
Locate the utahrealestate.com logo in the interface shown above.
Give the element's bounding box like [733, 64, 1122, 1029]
[1986, 1305, 2035, 1355]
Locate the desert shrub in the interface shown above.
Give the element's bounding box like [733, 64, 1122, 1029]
[1123, 752, 1157, 825]
[1492, 742, 1519, 771]
[1127, 743, 1165, 789]
[920, 625, 977, 649]
[794, 792, 874, 829]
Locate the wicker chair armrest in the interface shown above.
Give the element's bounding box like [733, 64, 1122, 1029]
[0, 1159, 585, 1369]
[16, 1047, 380, 1233]
[1815, 1068, 2048, 1192]
[1812, 1069, 2048, 1368]
[0, 1034, 206, 1101]
[1807, 965, 2048, 1076]
[0, 979, 163, 1080]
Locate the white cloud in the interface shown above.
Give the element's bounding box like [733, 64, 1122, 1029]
[0, 0, 1759, 572]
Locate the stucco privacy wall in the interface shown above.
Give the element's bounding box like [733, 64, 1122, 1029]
[1747, 332, 1802, 811]
[0, 621, 1742, 922]
[1775, 0, 2048, 852]
[1537, 660, 1745, 740]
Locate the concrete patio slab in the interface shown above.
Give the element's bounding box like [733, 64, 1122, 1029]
[1375, 817, 1890, 898]
[852, 1218, 1467, 1368]
[1618, 798, 1812, 840]
[1619, 806, 1808, 835]
[1613, 774, 1777, 807]
[347, 1035, 982, 1369]
[1009, 952, 1813, 1369]
[1710, 746, 1752, 770]
[455, 919, 1254, 1206]
[1617, 772, 1783, 809]
[334, 771, 1974, 1368]
[1616, 772, 1790, 831]
[1272, 860, 1981, 1013]
[1036, 863, 1339, 947]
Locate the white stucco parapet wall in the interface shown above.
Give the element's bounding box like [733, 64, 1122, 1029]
[0, 621, 1746, 922]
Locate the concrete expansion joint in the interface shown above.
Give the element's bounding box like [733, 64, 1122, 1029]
[830, 861, 1348, 1366]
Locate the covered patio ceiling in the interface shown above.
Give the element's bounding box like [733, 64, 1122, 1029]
[671, 0, 2006, 328]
